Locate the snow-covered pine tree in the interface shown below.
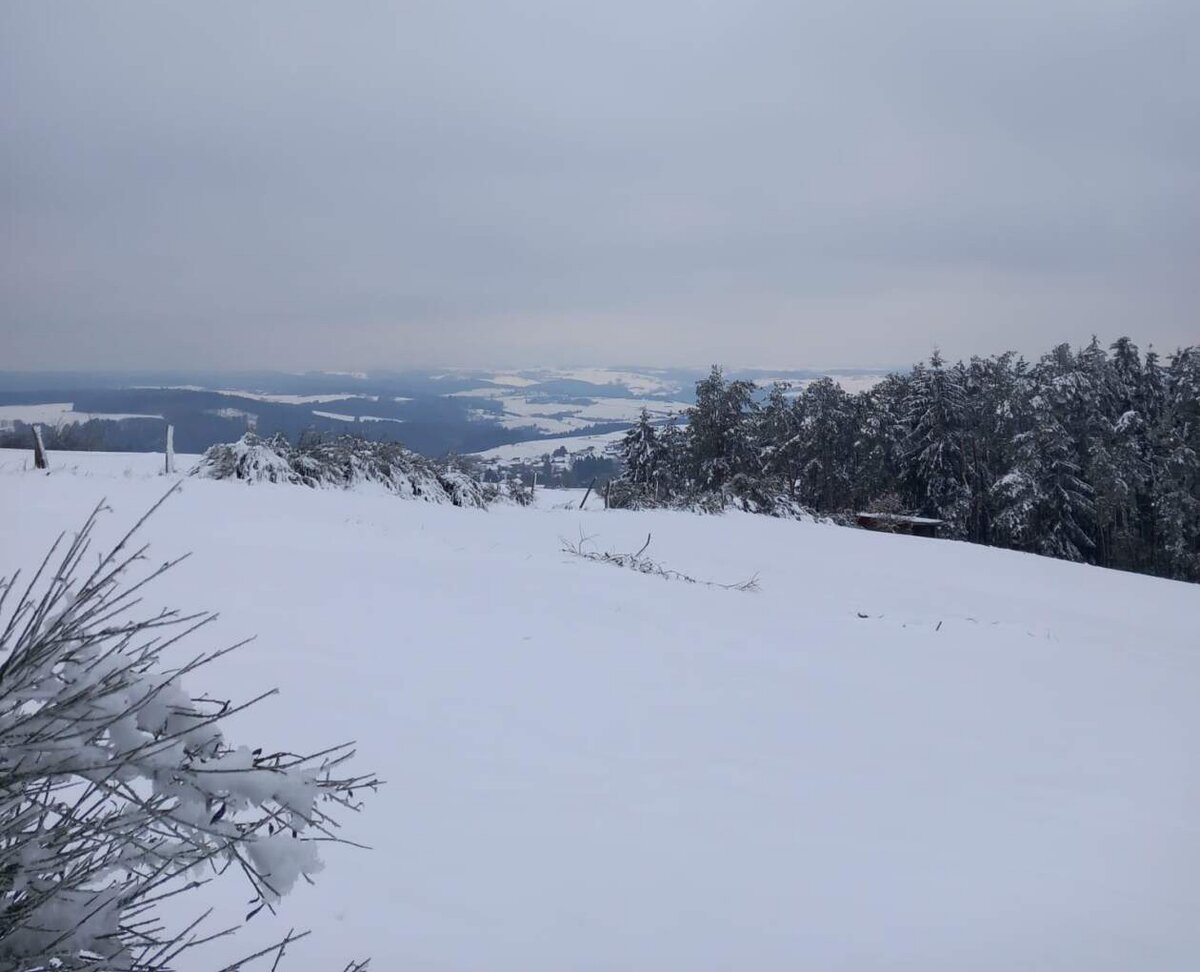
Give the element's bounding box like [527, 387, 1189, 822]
[853, 373, 909, 513]
[1110, 336, 1145, 414]
[958, 352, 1028, 545]
[794, 378, 854, 512]
[752, 383, 805, 497]
[685, 366, 758, 493]
[1149, 347, 1200, 580]
[654, 420, 688, 499]
[993, 378, 1097, 562]
[901, 350, 970, 533]
[618, 408, 662, 490]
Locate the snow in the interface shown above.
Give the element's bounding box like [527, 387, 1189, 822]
[308, 410, 404, 424]
[317, 370, 369, 380]
[2, 449, 1198, 970]
[436, 368, 684, 396]
[134, 388, 381, 405]
[0, 403, 164, 427]
[540, 367, 682, 395]
[207, 406, 257, 421]
[481, 374, 541, 388]
[858, 512, 946, 526]
[473, 429, 627, 463]
[455, 389, 689, 435]
[450, 386, 541, 400]
[219, 391, 379, 405]
[0, 449, 201, 478]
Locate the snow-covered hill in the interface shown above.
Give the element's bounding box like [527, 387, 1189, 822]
[2, 450, 1198, 970]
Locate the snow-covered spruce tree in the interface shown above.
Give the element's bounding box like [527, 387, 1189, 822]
[953, 355, 997, 543]
[652, 420, 688, 500]
[1150, 347, 1200, 581]
[685, 366, 759, 493]
[794, 377, 855, 513]
[901, 350, 971, 534]
[1063, 338, 1128, 568]
[852, 373, 910, 513]
[992, 390, 1096, 562]
[618, 409, 662, 492]
[752, 383, 805, 498]
[0, 490, 378, 970]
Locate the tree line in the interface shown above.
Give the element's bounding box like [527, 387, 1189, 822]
[614, 337, 1200, 583]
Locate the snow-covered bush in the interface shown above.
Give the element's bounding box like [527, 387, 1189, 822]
[0, 489, 378, 970]
[193, 431, 297, 484]
[193, 433, 494, 507]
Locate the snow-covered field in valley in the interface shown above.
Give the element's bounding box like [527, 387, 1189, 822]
[0, 402, 165, 427]
[472, 429, 626, 464]
[2, 449, 1198, 971]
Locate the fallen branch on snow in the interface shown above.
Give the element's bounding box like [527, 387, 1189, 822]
[561, 531, 759, 592]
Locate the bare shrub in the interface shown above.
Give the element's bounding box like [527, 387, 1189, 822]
[0, 487, 378, 970]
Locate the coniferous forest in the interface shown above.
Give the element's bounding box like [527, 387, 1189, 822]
[615, 338, 1200, 583]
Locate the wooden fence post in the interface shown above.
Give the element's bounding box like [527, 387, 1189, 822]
[165, 424, 176, 474]
[579, 477, 596, 510]
[32, 425, 48, 470]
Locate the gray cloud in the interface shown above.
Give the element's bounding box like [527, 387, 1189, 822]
[3, 0, 1197, 371]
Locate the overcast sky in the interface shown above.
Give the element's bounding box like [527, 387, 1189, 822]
[2, 1, 1196, 372]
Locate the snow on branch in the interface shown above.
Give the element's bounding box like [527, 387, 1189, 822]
[0, 485, 379, 970]
[561, 530, 760, 592]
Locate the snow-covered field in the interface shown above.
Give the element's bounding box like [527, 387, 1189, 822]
[472, 429, 627, 464]
[309, 409, 406, 424]
[134, 387, 382, 405]
[455, 388, 691, 436]
[443, 368, 686, 397]
[0, 402, 164, 427]
[2, 449, 1198, 970]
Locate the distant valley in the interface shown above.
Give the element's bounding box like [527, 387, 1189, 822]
[0, 366, 887, 458]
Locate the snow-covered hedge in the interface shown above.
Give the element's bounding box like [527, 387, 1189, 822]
[193, 433, 502, 507]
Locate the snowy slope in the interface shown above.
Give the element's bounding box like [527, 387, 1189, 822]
[0, 448, 200, 477]
[2, 450, 1198, 971]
